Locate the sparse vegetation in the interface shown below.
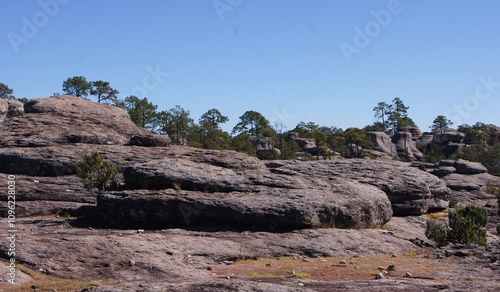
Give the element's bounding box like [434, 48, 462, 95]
[213, 254, 439, 282]
[75, 152, 120, 192]
[425, 205, 488, 247]
[0, 262, 119, 292]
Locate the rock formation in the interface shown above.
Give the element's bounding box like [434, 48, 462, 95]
[392, 130, 424, 161]
[0, 96, 498, 291]
[1, 95, 169, 147]
[366, 131, 398, 158]
[0, 99, 8, 122]
[268, 159, 451, 216]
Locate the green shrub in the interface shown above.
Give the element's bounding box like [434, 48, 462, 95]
[425, 220, 448, 247]
[75, 152, 120, 192]
[447, 206, 488, 245]
[425, 205, 488, 246]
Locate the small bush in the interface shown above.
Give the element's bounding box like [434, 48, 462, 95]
[75, 152, 120, 192]
[425, 220, 448, 247]
[447, 206, 488, 246]
[425, 205, 488, 247]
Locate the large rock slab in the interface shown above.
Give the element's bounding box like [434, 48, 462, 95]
[269, 159, 451, 216]
[455, 159, 488, 174]
[0, 95, 169, 147]
[90, 157, 393, 230]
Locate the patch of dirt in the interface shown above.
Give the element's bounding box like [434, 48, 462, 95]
[212, 251, 445, 282]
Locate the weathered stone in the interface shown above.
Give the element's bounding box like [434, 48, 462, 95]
[367, 131, 397, 157]
[0, 98, 8, 122]
[398, 126, 422, 138]
[93, 171, 393, 230]
[433, 166, 457, 177]
[287, 132, 316, 151]
[433, 130, 465, 144]
[392, 131, 424, 161]
[129, 134, 171, 147]
[7, 99, 24, 116]
[447, 182, 481, 191]
[455, 159, 488, 174]
[0, 95, 160, 147]
[410, 162, 435, 169]
[270, 159, 451, 216]
[417, 134, 434, 148]
[438, 160, 456, 167]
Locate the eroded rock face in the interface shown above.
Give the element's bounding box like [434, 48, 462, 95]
[392, 131, 424, 161]
[432, 129, 465, 144]
[367, 131, 397, 158]
[93, 175, 392, 230]
[455, 159, 488, 174]
[7, 99, 24, 117]
[90, 154, 394, 230]
[0, 95, 169, 147]
[269, 159, 451, 216]
[0, 99, 7, 122]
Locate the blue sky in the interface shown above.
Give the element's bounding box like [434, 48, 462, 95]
[1, 0, 499, 133]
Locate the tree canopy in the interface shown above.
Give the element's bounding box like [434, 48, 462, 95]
[0, 83, 15, 100]
[232, 110, 271, 138]
[157, 105, 193, 145]
[123, 96, 158, 130]
[62, 76, 91, 97]
[90, 80, 119, 104]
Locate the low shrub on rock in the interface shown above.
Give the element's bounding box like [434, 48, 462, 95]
[75, 152, 120, 192]
[425, 205, 488, 247]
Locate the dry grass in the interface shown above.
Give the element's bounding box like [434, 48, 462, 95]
[0, 262, 119, 292]
[213, 249, 443, 282]
[425, 211, 449, 220]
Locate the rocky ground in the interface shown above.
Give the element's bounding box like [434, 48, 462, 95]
[0, 96, 499, 291]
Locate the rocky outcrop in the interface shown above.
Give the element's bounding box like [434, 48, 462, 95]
[455, 159, 488, 174]
[129, 134, 171, 147]
[432, 159, 488, 177]
[0, 99, 8, 122]
[268, 159, 451, 216]
[392, 131, 424, 161]
[93, 175, 392, 230]
[0, 95, 169, 147]
[7, 99, 24, 117]
[287, 132, 317, 153]
[0, 95, 393, 230]
[432, 129, 465, 144]
[399, 126, 422, 138]
[367, 131, 397, 158]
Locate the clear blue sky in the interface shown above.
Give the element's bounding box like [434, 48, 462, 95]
[1, 0, 499, 133]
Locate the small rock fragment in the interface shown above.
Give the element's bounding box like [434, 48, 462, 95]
[266, 263, 272, 267]
[405, 272, 413, 278]
[339, 259, 347, 264]
[387, 264, 396, 271]
[128, 260, 135, 266]
[375, 272, 384, 279]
